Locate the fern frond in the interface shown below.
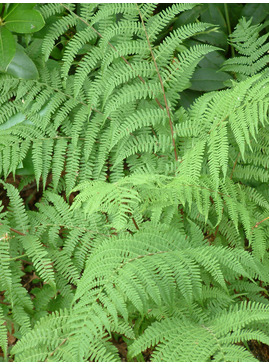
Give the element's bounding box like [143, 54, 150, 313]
[0, 305, 8, 360]
[42, 14, 78, 61]
[0, 223, 13, 302]
[3, 4, 269, 362]
[52, 138, 68, 191]
[38, 3, 71, 20]
[73, 47, 103, 98]
[61, 27, 97, 80]
[0, 182, 29, 233]
[20, 235, 55, 288]
[129, 302, 269, 361]
[146, 3, 197, 42]
[222, 18, 269, 77]
[155, 22, 214, 67]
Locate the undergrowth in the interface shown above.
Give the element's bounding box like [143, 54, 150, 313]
[1, 3, 269, 362]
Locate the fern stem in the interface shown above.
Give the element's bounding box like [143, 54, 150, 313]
[9, 227, 26, 236]
[213, 150, 240, 239]
[7, 254, 28, 261]
[252, 216, 269, 229]
[119, 250, 169, 268]
[0, 223, 26, 236]
[45, 338, 68, 361]
[202, 325, 226, 361]
[136, 4, 178, 162]
[132, 217, 139, 230]
[230, 152, 240, 179]
[224, 4, 235, 58]
[34, 222, 114, 237]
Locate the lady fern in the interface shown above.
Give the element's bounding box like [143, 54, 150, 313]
[1, 3, 269, 362]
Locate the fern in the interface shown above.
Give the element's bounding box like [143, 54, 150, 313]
[1, 3, 269, 362]
[9, 223, 269, 361]
[222, 17, 269, 78]
[129, 302, 269, 361]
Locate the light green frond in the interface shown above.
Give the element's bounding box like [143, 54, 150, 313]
[155, 22, 214, 67]
[42, 14, 78, 61]
[20, 235, 55, 288]
[0, 305, 8, 360]
[61, 27, 97, 80]
[2, 4, 269, 362]
[146, 3, 197, 42]
[0, 182, 29, 233]
[222, 17, 269, 77]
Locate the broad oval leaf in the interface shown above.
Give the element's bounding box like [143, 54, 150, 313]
[6, 45, 39, 79]
[190, 68, 232, 91]
[0, 26, 16, 71]
[0, 112, 26, 130]
[4, 9, 45, 33]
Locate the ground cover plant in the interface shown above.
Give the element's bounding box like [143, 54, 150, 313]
[1, 2, 269, 362]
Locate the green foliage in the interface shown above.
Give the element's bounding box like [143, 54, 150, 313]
[1, 3, 269, 362]
[222, 17, 269, 78]
[0, 4, 44, 72]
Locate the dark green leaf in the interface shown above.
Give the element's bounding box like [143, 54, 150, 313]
[198, 50, 227, 69]
[180, 89, 202, 109]
[3, 3, 12, 17]
[50, 46, 63, 60]
[4, 9, 45, 33]
[191, 4, 228, 50]
[6, 45, 38, 79]
[227, 4, 244, 29]
[77, 44, 94, 55]
[17, 4, 37, 10]
[16, 149, 35, 176]
[0, 26, 16, 71]
[173, 5, 202, 28]
[194, 30, 228, 51]
[201, 4, 227, 31]
[33, 15, 60, 39]
[23, 38, 43, 62]
[46, 59, 61, 72]
[4, 3, 36, 14]
[190, 68, 231, 91]
[0, 112, 27, 130]
[241, 4, 269, 25]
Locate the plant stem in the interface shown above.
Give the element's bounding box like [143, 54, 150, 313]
[136, 4, 178, 162]
[7, 254, 28, 261]
[224, 4, 235, 58]
[0, 223, 26, 236]
[253, 216, 269, 229]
